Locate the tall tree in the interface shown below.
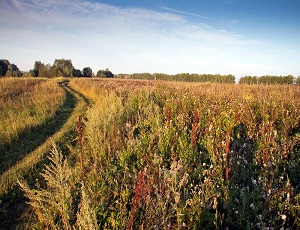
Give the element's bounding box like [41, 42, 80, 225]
[53, 59, 74, 77]
[73, 69, 83, 77]
[5, 63, 22, 77]
[0, 59, 10, 76]
[32, 61, 42, 77]
[82, 67, 93, 77]
[296, 76, 300, 85]
[96, 70, 106, 78]
[96, 68, 114, 78]
[31, 61, 51, 78]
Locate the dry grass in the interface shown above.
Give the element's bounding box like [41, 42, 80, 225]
[0, 78, 88, 196]
[0, 77, 65, 151]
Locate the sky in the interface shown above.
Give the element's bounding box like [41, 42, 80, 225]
[1, 0, 300, 79]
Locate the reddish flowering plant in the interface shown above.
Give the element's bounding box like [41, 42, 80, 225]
[166, 106, 172, 125]
[192, 109, 200, 149]
[127, 169, 152, 230]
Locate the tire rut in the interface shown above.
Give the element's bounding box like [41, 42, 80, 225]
[0, 82, 90, 229]
[0, 81, 89, 195]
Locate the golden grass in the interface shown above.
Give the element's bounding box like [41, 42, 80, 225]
[0, 77, 66, 150]
[0, 80, 88, 196]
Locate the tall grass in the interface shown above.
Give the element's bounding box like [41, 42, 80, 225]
[19, 79, 300, 229]
[0, 79, 88, 195]
[0, 77, 66, 152]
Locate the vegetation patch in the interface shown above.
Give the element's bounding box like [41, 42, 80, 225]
[16, 79, 300, 229]
[0, 77, 66, 156]
[0, 79, 90, 229]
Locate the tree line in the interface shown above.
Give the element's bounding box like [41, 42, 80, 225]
[118, 73, 300, 85]
[116, 72, 236, 83]
[239, 75, 300, 85]
[0, 59, 114, 78]
[1, 59, 300, 85]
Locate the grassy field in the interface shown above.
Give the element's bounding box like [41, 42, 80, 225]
[0, 78, 65, 153]
[0, 77, 89, 229]
[1, 78, 300, 229]
[0, 78, 72, 177]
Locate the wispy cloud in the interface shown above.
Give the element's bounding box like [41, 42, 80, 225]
[0, 0, 266, 76]
[161, 7, 208, 19]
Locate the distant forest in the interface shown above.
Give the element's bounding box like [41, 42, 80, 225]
[116, 72, 235, 83]
[0, 59, 113, 79]
[1, 59, 299, 84]
[117, 73, 300, 85]
[239, 75, 298, 85]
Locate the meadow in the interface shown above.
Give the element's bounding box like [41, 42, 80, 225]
[1, 78, 300, 229]
[0, 77, 66, 172]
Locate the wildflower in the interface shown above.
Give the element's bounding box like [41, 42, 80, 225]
[250, 203, 254, 209]
[281, 214, 287, 222]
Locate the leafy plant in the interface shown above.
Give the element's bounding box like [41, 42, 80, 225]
[19, 144, 76, 229]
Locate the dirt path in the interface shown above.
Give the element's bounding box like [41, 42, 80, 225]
[0, 83, 76, 173]
[0, 81, 90, 229]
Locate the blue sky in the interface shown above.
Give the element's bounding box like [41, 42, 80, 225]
[1, 0, 299, 78]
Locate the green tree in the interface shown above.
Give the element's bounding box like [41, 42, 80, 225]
[285, 75, 294, 84]
[296, 76, 300, 85]
[83, 67, 93, 77]
[32, 61, 42, 77]
[73, 69, 83, 77]
[5, 63, 22, 77]
[31, 61, 51, 77]
[0, 59, 10, 76]
[96, 68, 113, 78]
[96, 70, 106, 78]
[53, 59, 74, 77]
[239, 76, 258, 84]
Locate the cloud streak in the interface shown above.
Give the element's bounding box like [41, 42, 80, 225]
[2, 0, 294, 78]
[161, 7, 208, 19]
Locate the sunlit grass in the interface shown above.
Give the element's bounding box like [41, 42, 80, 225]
[0, 78, 88, 196]
[0, 77, 66, 151]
